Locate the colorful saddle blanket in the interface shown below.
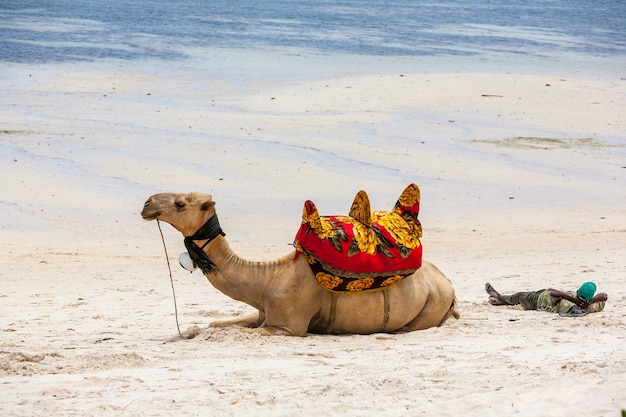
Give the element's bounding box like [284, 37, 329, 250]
[294, 184, 423, 293]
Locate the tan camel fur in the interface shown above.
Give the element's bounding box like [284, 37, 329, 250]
[141, 192, 459, 336]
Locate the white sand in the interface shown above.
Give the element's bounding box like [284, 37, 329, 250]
[1, 61, 625, 416]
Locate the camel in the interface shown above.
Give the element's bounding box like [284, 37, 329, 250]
[141, 187, 459, 336]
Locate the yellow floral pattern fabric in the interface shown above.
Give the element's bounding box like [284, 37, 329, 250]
[297, 250, 413, 293]
[294, 184, 423, 293]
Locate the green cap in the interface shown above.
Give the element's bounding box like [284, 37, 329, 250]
[577, 282, 596, 302]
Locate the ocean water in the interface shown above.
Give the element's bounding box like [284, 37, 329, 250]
[1, 0, 625, 74]
[1, 0, 625, 239]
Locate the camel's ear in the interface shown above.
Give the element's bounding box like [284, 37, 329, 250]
[200, 199, 215, 211]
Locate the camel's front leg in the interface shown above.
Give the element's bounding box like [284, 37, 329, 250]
[209, 311, 264, 329]
[242, 325, 305, 336]
[240, 299, 315, 336]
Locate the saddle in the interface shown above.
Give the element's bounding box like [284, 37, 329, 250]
[294, 183, 423, 293]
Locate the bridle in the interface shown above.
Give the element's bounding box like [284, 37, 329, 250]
[183, 214, 225, 274]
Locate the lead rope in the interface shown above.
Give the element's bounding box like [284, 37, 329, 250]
[156, 219, 183, 338]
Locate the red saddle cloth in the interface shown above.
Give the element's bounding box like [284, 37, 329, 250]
[294, 184, 423, 292]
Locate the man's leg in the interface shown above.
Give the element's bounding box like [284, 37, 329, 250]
[485, 282, 507, 305]
[485, 283, 544, 310]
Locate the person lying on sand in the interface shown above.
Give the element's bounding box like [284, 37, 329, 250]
[485, 281, 607, 317]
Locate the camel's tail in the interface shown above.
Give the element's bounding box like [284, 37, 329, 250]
[450, 297, 461, 320]
[439, 297, 460, 326]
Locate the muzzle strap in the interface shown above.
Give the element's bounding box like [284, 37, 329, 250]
[184, 215, 225, 274]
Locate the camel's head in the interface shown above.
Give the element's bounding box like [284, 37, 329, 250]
[141, 192, 216, 237]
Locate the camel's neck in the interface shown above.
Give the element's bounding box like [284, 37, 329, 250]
[197, 235, 289, 310]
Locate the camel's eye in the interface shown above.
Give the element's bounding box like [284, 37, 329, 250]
[175, 200, 185, 209]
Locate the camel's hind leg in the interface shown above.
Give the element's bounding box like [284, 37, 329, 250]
[400, 298, 459, 332]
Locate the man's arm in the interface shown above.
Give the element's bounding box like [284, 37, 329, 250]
[590, 292, 608, 303]
[548, 288, 584, 307]
[548, 288, 608, 309]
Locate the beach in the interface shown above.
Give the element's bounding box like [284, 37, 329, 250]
[1, 55, 626, 416]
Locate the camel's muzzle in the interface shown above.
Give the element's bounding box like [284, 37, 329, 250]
[141, 200, 160, 220]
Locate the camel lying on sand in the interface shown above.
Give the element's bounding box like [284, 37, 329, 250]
[141, 187, 459, 336]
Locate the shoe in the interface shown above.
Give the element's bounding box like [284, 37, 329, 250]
[559, 305, 588, 317]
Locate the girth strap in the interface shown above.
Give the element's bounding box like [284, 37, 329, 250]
[327, 293, 338, 334]
[380, 288, 391, 332]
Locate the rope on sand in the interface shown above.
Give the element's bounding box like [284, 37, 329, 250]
[157, 219, 183, 339]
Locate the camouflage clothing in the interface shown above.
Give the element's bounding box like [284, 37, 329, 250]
[499, 289, 606, 314]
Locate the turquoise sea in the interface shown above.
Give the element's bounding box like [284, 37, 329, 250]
[1, 0, 625, 75]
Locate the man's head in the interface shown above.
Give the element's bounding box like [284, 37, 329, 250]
[577, 282, 597, 302]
